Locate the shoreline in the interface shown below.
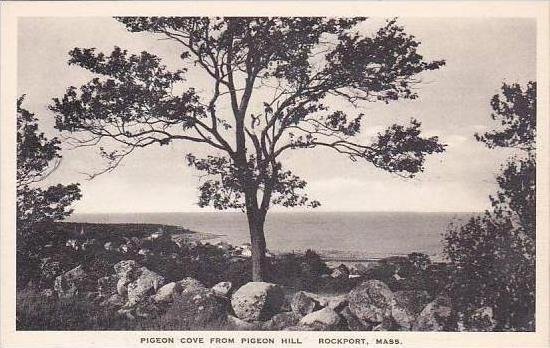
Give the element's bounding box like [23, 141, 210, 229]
[56, 220, 447, 263]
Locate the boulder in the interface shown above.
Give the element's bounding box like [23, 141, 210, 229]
[284, 325, 317, 331]
[348, 280, 394, 324]
[412, 296, 454, 331]
[126, 267, 165, 305]
[231, 282, 284, 322]
[226, 315, 262, 330]
[97, 275, 119, 297]
[53, 265, 87, 298]
[161, 285, 227, 329]
[263, 312, 302, 330]
[391, 290, 432, 330]
[113, 260, 138, 277]
[153, 282, 180, 303]
[117, 277, 130, 297]
[299, 307, 341, 330]
[327, 294, 348, 311]
[291, 291, 319, 316]
[211, 281, 232, 297]
[177, 277, 205, 292]
[341, 306, 372, 331]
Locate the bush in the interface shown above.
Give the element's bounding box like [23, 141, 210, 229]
[16, 289, 132, 330]
[443, 81, 536, 331]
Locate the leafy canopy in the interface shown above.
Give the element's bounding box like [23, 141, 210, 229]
[51, 17, 445, 212]
[17, 96, 82, 230]
[444, 81, 536, 331]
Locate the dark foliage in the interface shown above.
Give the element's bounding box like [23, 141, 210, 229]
[16, 97, 82, 288]
[444, 81, 536, 331]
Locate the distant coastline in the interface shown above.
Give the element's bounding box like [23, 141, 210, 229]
[66, 211, 474, 262]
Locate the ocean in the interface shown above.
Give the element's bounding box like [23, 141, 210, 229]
[67, 211, 473, 262]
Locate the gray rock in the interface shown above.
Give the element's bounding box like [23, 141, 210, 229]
[341, 306, 372, 331]
[412, 296, 454, 331]
[327, 294, 348, 311]
[177, 277, 205, 292]
[284, 325, 317, 331]
[117, 277, 131, 297]
[153, 282, 180, 303]
[391, 290, 432, 330]
[291, 291, 319, 316]
[53, 265, 87, 298]
[126, 267, 165, 305]
[348, 279, 394, 324]
[263, 312, 302, 330]
[161, 286, 227, 329]
[231, 282, 284, 322]
[226, 315, 262, 330]
[113, 260, 138, 278]
[299, 307, 341, 330]
[211, 281, 232, 297]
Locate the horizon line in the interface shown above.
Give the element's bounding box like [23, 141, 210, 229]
[71, 210, 482, 215]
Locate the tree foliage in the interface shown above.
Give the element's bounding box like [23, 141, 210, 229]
[444, 82, 536, 331]
[17, 96, 82, 287]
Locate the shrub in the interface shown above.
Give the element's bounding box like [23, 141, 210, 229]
[443, 82, 536, 331]
[16, 289, 132, 330]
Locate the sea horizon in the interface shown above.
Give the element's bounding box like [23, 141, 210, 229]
[67, 211, 476, 262]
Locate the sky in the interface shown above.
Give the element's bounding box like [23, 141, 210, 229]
[17, 17, 536, 214]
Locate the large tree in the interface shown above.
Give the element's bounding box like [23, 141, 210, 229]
[444, 81, 536, 330]
[17, 96, 81, 287]
[51, 17, 446, 281]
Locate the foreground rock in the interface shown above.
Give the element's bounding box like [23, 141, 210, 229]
[54, 265, 87, 298]
[160, 284, 227, 329]
[153, 282, 180, 303]
[263, 312, 302, 330]
[412, 296, 454, 331]
[391, 290, 432, 330]
[291, 291, 319, 316]
[212, 281, 232, 297]
[348, 280, 394, 324]
[299, 307, 341, 330]
[226, 315, 261, 330]
[231, 282, 284, 322]
[340, 306, 372, 331]
[127, 267, 165, 305]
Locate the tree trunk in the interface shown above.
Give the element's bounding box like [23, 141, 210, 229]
[246, 207, 267, 282]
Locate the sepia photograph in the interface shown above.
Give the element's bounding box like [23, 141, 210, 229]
[1, 1, 549, 347]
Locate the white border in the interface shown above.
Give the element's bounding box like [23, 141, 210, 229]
[1, 2, 549, 348]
